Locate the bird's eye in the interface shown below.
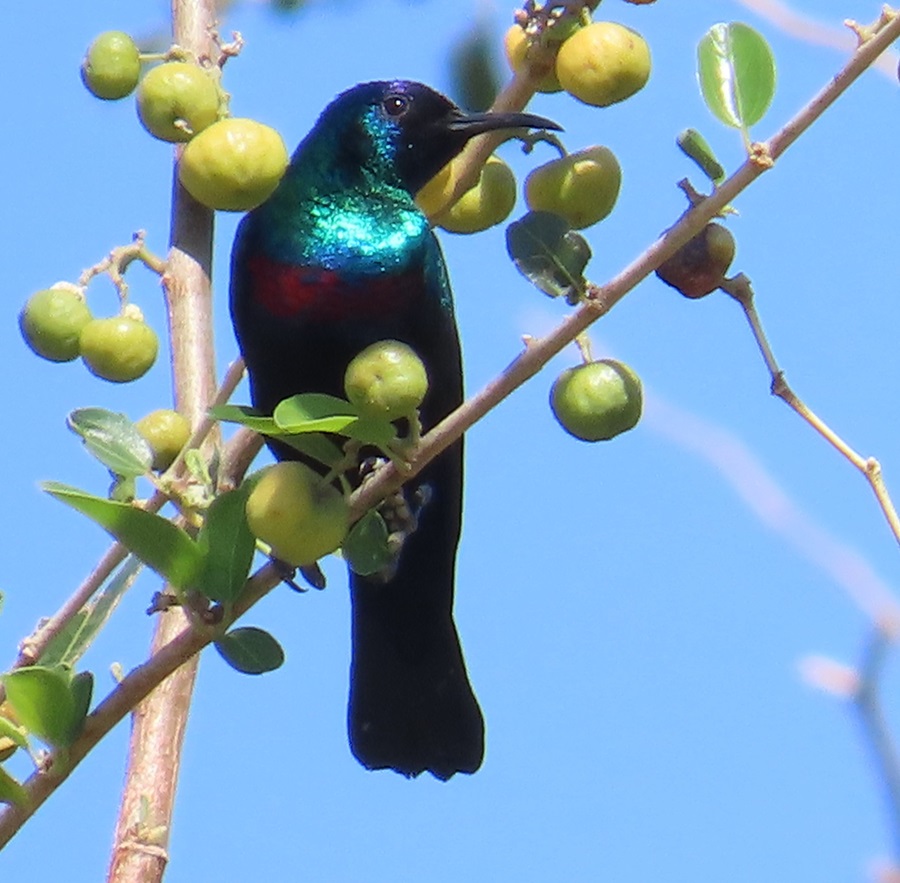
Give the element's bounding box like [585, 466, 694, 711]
[383, 94, 410, 117]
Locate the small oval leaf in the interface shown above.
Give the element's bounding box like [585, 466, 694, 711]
[274, 393, 359, 434]
[42, 482, 203, 590]
[676, 128, 725, 183]
[506, 211, 591, 302]
[208, 404, 279, 435]
[215, 627, 285, 675]
[698, 22, 776, 131]
[2, 667, 76, 748]
[67, 408, 153, 477]
[277, 432, 345, 469]
[194, 488, 256, 603]
[344, 511, 394, 577]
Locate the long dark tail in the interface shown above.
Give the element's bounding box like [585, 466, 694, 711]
[347, 441, 484, 780]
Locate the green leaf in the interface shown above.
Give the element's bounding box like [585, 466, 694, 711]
[676, 128, 726, 183]
[42, 482, 203, 590]
[343, 511, 394, 577]
[0, 766, 27, 807]
[277, 432, 345, 469]
[67, 408, 154, 478]
[698, 22, 776, 131]
[210, 402, 351, 468]
[194, 488, 256, 603]
[69, 671, 93, 736]
[208, 404, 280, 435]
[343, 417, 399, 448]
[215, 627, 285, 675]
[506, 211, 592, 302]
[40, 555, 142, 668]
[2, 666, 77, 748]
[273, 393, 359, 434]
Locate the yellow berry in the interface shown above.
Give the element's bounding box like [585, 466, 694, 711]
[179, 118, 289, 212]
[503, 25, 562, 94]
[437, 155, 517, 235]
[245, 462, 349, 566]
[556, 22, 651, 108]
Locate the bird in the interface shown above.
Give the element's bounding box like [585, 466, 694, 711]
[230, 80, 559, 780]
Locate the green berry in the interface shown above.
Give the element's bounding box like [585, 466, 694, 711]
[245, 462, 349, 566]
[136, 409, 191, 471]
[179, 118, 289, 212]
[81, 31, 141, 100]
[525, 146, 622, 230]
[19, 287, 93, 362]
[344, 340, 429, 422]
[80, 312, 159, 383]
[136, 61, 220, 143]
[550, 359, 643, 441]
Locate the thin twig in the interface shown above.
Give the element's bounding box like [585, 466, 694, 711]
[721, 274, 900, 554]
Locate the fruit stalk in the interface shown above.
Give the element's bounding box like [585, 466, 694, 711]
[106, 1, 219, 881]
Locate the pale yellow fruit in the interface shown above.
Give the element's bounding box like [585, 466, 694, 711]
[415, 161, 455, 217]
[136, 409, 191, 471]
[525, 146, 622, 229]
[245, 462, 349, 566]
[179, 118, 289, 212]
[437, 155, 517, 235]
[556, 22, 651, 107]
[503, 25, 562, 94]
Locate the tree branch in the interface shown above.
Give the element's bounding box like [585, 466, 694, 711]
[106, 1, 220, 880]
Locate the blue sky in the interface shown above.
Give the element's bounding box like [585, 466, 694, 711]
[3, 1, 900, 880]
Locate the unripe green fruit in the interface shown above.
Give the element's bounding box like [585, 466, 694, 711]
[80, 312, 159, 382]
[179, 118, 289, 212]
[656, 223, 736, 299]
[245, 462, 349, 566]
[136, 409, 191, 471]
[525, 146, 622, 230]
[136, 62, 220, 143]
[344, 340, 429, 422]
[437, 155, 517, 234]
[550, 359, 643, 442]
[81, 31, 141, 100]
[19, 287, 93, 362]
[556, 22, 651, 108]
[503, 25, 562, 94]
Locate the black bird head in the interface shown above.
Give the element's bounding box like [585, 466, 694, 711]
[311, 80, 561, 194]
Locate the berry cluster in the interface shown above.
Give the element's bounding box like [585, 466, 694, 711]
[81, 31, 288, 213]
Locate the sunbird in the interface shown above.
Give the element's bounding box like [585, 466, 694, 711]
[231, 81, 558, 779]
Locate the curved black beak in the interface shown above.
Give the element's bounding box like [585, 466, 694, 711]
[445, 109, 562, 136]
